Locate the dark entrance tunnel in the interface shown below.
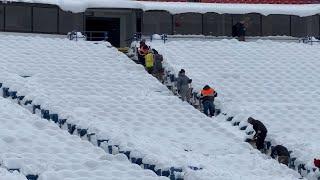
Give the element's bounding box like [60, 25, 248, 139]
[85, 17, 120, 47]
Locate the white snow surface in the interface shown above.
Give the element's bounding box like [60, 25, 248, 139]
[0, 98, 165, 180]
[150, 39, 320, 171]
[0, 34, 302, 179]
[0, 168, 27, 180]
[1, 0, 320, 16]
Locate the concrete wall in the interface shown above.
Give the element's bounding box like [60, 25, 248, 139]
[232, 13, 261, 36]
[143, 11, 172, 35]
[291, 15, 319, 37]
[0, 5, 4, 30]
[143, 12, 319, 38]
[173, 13, 202, 35]
[59, 9, 84, 34]
[203, 13, 232, 36]
[86, 9, 136, 47]
[0, 2, 83, 34]
[33, 7, 58, 33]
[0, 2, 319, 44]
[5, 5, 32, 32]
[262, 14, 291, 36]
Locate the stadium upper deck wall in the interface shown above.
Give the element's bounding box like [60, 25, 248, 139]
[0, 2, 84, 34]
[0, 2, 319, 47]
[142, 11, 319, 37]
[0, 2, 137, 46]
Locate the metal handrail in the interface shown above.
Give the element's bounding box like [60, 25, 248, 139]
[132, 32, 302, 44]
[68, 30, 109, 41]
[132, 33, 168, 43]
[299, 36, 320, 45]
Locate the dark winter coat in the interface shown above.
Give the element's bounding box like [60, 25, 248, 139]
[177, 73, 190, 101]
[232, 22, 246, 37]
[153, 54, 163, 74]
[177, 73, 190, 91]
[271, 145, 290, 158]
[249, 119, 267, 135]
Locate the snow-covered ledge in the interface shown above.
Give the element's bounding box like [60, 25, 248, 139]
[1, 0, 320, 17]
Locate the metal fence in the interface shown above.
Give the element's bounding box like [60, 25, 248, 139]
[67, 31, 108, 41]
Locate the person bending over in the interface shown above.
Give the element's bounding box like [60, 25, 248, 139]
[248, 117, 268, 151]
[271, 145, 290, 166]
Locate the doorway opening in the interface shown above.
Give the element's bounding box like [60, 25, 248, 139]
[86, 17, 120, 47]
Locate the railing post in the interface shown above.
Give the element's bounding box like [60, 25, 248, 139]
[104, 32, 108, 41]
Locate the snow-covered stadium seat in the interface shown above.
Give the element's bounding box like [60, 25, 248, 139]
[0, 168, 27, 180]
[0, 97, 166, 180]
[0, 34, 302, 180]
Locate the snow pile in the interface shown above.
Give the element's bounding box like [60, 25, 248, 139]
[0, 168, 27, 180]
[150, 39, 320, 171]
[0, 34, 302, 179]
[0, 98, 165, 180]
[1, 0, 320, 16]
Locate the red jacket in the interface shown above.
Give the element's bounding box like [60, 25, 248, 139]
[315, 159, 320, 168]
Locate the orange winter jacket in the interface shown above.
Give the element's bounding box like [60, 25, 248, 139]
[201, 88, 217, 102]
[201, 88, 215, 96]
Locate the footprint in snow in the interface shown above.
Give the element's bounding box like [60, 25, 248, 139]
[2, 136, 15, 143]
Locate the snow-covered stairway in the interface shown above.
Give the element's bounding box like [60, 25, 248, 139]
[150, 39, 320, 180]
[0, 34, 302, 180]
[148, 67, 311, 178]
